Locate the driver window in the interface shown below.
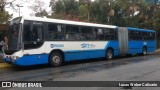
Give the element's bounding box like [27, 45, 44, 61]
[23, 22, 44, 50]
[24, 24, 43, 42]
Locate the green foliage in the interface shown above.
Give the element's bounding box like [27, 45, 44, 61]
[35, 10, 48, 17]
[0, 11, 12, 24]
[49, 0, 160, 48]
[79, 4, 88, 20]
[52, 0, 65, 14]
[0, 0, 13, 23]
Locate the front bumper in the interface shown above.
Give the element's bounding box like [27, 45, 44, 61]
[3, 54, 48, 66]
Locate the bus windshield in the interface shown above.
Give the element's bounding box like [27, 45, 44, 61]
[7, 24, 21, 51]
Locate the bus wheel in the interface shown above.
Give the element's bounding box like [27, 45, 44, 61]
[106, 49, 113, 60]
[142, 47, 147, 56]
[49, 52, 63, 67]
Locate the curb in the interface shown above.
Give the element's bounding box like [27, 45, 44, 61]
[154, 51, 160, 54]
[0, 63, 12, 68]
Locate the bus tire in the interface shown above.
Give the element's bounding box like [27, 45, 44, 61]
[142, 47, 147, 56]
[49, 52, 63, 67]
[106, 48, 113, 60]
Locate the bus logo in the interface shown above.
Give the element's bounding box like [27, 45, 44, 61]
[81, 43, 96, 48]
[50, 44, 64, 48]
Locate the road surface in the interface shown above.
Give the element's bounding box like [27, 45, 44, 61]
[0, 53, 160, 90]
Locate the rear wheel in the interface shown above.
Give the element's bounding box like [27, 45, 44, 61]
[49, 52, 63, 67]
[142, 47, 147, 56]
[106, 49, 113, 60]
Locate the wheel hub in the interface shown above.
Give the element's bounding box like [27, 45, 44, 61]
[52, 56, 60, 64]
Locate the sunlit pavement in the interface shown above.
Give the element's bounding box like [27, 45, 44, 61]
[0, 63, 12, 68]
[0, 53, 160, 90]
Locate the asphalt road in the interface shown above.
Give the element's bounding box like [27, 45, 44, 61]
[0, 53, 160, 90]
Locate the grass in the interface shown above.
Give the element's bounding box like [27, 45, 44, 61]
[156, 49, 160, 52]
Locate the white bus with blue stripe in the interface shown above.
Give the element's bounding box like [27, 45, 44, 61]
[2, 17, 156, 66]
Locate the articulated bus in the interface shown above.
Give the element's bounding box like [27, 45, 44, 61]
[2, 17, 156, 66]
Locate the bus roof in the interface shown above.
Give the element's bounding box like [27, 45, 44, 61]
[127, 27, 155, 32]
[20, 16, 117, 29]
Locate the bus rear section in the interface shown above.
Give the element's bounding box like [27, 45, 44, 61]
[117, 27, 156, 56]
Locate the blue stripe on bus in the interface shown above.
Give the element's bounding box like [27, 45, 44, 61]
[64, 50, 106, 61]
[65, 49, 104, 53]
[11, 49, 106, 66]
[13, 54, 49, 66]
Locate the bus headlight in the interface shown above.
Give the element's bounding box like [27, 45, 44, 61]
[12, 56, 20, 60]
[15, 56, 20, 60]
[6, 56, 9, 58]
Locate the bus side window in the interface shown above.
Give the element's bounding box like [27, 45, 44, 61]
[65, 25, 80, 41]
[149, 32, 154, 40]
[104, 29, 109, 40]
[81, 26, 93, 40]
[23, 21, 44, 50]
[129, 31, 133, 40]
[37, 26, 43, 41]
[152, 33, 155, 40]
[114, 30, 118, 40]
[23, 25, 30, 41]
[142, 32, 144, 40]
[23, 24, 43, 42]
[144, 32, 147, 40]
[93, 28, 104, 40]
[48, 23, 64, 40]
[98, 28, 104, 40]
[139, 32, 142, 40]
[32, 25, 43, 42]
[104, 28, 114, 40]
[128, 30, 131, 40]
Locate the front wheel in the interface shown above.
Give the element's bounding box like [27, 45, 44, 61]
[106, 49, 113, 60]
[49, 52, 63, 67]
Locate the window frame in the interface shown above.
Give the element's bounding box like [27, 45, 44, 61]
[65, 24, 81, 41]
[92, 27, 105, 41]
[104, 28, 116, 40]
[80, 26, 94, 41]
[47, 23, 65, 41]
[23, 20, 44, 50]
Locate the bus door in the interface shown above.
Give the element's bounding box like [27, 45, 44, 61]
[118, 27, 128, 55]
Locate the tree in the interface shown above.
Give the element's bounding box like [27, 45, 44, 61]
[0, 11, 12, 23]
[49, 0, 160, 29]
[0, 0, 13, 23]
[29, 0, 48, 17]
[0, 0, 16, 11]
[49, 0, 80, 21]
[79, 4, 88, 21]
[35, 10, 48, 17]
[64, 0, 79, 15]
[50, 0, 65, 14]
